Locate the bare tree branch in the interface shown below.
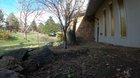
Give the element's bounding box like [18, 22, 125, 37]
[36, 0, 86, 48]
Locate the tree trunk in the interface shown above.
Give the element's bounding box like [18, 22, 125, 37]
[37, 32, 40, 47]
[24, 16, 28, 40]
[24, 31, 27, 40]
[71, 29, 76, 44]
[63, 29, 68, 49]
[67, 18, 77, 45]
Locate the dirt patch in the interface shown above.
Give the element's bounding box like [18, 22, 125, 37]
[25, 42, 140, 78]
[1, 42, 139, 78]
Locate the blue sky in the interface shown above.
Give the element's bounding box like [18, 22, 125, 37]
[0, 0, 89, 24]
[0, 0, 58, 24]
[0, 0, 18, 15]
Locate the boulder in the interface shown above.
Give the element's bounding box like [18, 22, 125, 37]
[22, 59, 39, 72]
[22, 46, 54, 72]
[2, 48, 30, 61]
[32, 46, 54, 65]
[0, 56, 23, 72]
[0, 69, 24, 78]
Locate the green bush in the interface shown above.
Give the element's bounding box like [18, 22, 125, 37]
[0, 29, 14, 40]
[53, 41, 63, 47]
[56, 32, 63, 42]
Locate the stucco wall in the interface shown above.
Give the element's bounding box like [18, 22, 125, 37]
[94, 0, 140, 48]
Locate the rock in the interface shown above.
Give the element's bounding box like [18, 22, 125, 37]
[31, 46, 54, 66]
[0, 69, 24, 78]
[2, 48, 30, 61]
[22, 46, 54, 72]
[0, 56, 23, 72]
[22, 59, 39, 72]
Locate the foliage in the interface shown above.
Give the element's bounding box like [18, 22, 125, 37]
[0, 10, 4, 22]
[37, 23, 44, 33]
[37, 0, 85, 48]
[30, 20, 37, 31]
[0, 32, 58, 48]
[0, 29, 13, 40]
[56, 32, 63, 42]
[53, 41, 63, 47]
[42, 16, 61, 35]
[18, 0, 43, 35]
[6, 13, 20, 32]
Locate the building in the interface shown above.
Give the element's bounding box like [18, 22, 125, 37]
[77, 0, 140, 48]
[69, 13, 85, 31]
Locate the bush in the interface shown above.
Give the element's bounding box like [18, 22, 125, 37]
[56, 32, 63, 42]
[0, 29, 14, 40]
[53, 41, 63, 47]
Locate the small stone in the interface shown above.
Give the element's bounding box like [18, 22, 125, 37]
[116, 68, 121, 71]
[0, 69, 25, 78]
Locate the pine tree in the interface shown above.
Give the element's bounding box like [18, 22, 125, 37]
[30, 20, 37, 31]
[0, 10, 4, 21]
[6, 13, 20, 32]
[43, 16, 61, 35]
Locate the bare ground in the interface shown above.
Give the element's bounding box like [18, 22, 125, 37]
[26, 42, 140, 78]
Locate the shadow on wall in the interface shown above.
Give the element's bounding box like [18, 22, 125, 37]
[76, 16, 95, 42]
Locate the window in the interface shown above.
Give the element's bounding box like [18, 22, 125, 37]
[103, 9, 107, 36]
[118, 0, 127, 37]
[109, 3, 115, 36]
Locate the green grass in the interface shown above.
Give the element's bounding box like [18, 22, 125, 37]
[0, 31, 58, 55]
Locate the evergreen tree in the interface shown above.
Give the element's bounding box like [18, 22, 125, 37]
[6, 13, 20, 31]
[43, 16, 61, 35]
[38, 23, 44, 33]
[30, 20, 37, 31]
[0, 10, 4, 28]
[0, 10, 4, 22]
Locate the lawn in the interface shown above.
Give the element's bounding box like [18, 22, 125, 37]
[0, 32, 58, 55]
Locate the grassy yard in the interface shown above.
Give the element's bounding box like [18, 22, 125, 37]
[0, 32, 58, 55]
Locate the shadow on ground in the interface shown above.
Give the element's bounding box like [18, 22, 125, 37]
[0, 42, 140, 78]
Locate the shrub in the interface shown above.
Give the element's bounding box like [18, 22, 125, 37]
[56, 32, 63, 42]
[53, 41, 63, 47]
[0, 29, 13, 40]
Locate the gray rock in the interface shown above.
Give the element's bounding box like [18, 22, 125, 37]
[2, 48, 30, 61]
[0, 56, 23, 72]
[31, 46, 54, 65]
[0, 69, 24, 78]
[22, 46, 54, 72]
[22, 59, 39, 72]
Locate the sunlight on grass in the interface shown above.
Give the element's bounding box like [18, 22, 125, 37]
[0, 32, 59, 55]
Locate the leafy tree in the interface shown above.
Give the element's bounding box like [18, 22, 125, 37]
[42, 16, 61, 35]
[30, 20, 37, 31]
[6, 13, 20, 32]
[38, 23, 44, 33]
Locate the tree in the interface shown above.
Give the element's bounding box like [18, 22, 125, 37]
[18, 0, 34, 39]
[18, 0, 42, 39]
[37, 0, 85, 49]
[43, 16, 61, 35]
[67, 17, 77, 45]
[30, 20, 37, 31]
[6, 13, 20, 32]
[38, 23, 44, 33]
[0, 10, 4, 28]
[0, 10, 4, 22]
